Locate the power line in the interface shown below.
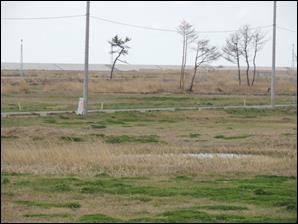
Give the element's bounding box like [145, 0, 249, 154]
[91, 15, 273, 34]
[197, 25, 273, 33]
[277, 26, 297, 33]
[91, 15, 177, 32]
[2, 14, 296, 34]
[1, 14, 85, 20]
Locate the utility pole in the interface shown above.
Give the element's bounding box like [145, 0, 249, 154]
[20, 39, 24, 76]
[83, 1, 90, 115]
[271, 1, 276, 108]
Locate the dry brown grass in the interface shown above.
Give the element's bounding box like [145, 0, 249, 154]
[2, 69, 296, 94]
[1, 140, 296, 178]
[1, 79, 30, 94]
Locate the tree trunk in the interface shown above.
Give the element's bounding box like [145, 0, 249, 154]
[188, 66, 198, 92]
[251, 51, 257, 86]
[180, 33, 186, 89]
[245, 52, 250, 86]
[110, 49, 123, 80]
[236, 53, 241, 86]
[182, 37, 188, 90]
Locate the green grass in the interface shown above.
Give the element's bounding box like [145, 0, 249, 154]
[2, 91, 295, 113]
[14, 200, 81, 209]
[1, 135, 18, 140]
[9, 174, 296, 210]
[90, 124, 106, 129]
[148, 207, 296, 223]
[1, 192, 15, 196]
[1, 177, 10, 184]
[103, 134, 160, 144]
[2, 173, 297, 223]
[78, 214, 122, 223]
[24, 213, 71, 219]
[189, 133, 201, 138]
[1, 171, 31, 177]
[195, 205, 248, 211]
[225, 107, 297, 117]
[60, 136, 84, 142]
[214, 134, 252, 140]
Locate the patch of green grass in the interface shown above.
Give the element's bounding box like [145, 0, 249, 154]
[24, 213, 71, 219]
[78, 175, 296, 209]
[8, 173, 297, 218]
[282, 132, 296, 136]
[59, 115, 70, 119]
[195, 205, 248, 211]
[95, 172, 110, 177]
[54, 183, 71, 192]
[90, 133, 105, 138]
[214, 134, 252, 140]
[189, 133, 200, 138]
[78, 214, 121, 223]
[14, 176, 81, 193]
[254, 189, 273, 196]
[174, 176, 193, 181]
[43, 117, 57, 124]
[1, 171, 31, 177]
[153, 207, 296, 223]
[60, 136, 84, 142]
[90, 124, 106, 129]
[1, 177, 10, 184]
[15, 200, 80, 209]
[1, 135, 18, 140]
[225, 107, 297, 117]
[131, 196, 152, 202]
[1, 192, 15, 196]
[103, 135, 160, 144]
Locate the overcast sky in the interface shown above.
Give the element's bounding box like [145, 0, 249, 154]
[1, 1, 297, 66]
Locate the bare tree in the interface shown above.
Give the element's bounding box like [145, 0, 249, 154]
[108, 35, 131, 80]
[222, 32, 242, 86]
[177, 21, 198, 90]
[188, 39, 221, 92]
[239, 25, 253, 86]
[251, 30, 266, 86]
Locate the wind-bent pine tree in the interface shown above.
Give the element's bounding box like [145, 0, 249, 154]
[188, 39, 220, 92]
[177, 21, 198, 90]
[108, 35, 131, 80]
[222, 32, 242, 86]
[251, 30, 266, 86]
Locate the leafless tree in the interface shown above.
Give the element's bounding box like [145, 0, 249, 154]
[251, 30, 267, 86]
[188, 39, 221, 92]
[222, 32, 242, 86]
[239, 25, 253, 86]
[177, 21, 198, 90]
[108, 35, 131, 80]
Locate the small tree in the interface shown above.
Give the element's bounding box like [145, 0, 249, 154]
[239, 25, 253, 86]
[222, 32, 242, 86]
[108, 35, 131, 80]
[177, 21, 198, 90]
[188, 39, 220, 92]
[251, 30, 266, 86]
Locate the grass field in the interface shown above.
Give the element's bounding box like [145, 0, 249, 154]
[1, 69, 297, 223]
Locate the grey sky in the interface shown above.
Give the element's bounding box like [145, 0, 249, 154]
[1, 1, 297, 66]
